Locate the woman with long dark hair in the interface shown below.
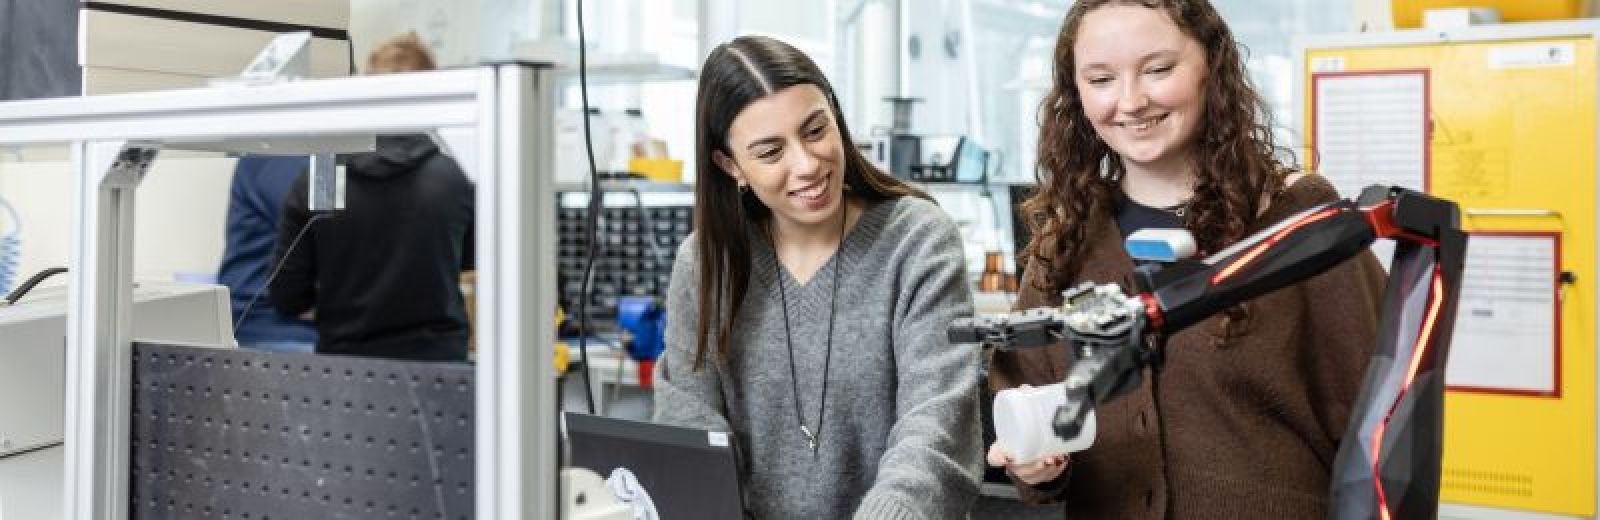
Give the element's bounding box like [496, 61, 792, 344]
[652, 35, 981, 517]
[987, 1, 1386, 517]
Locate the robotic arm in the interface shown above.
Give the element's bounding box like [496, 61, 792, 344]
[952, 185, 1467, 519]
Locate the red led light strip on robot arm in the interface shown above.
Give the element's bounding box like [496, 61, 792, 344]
[1209, 207, 1344, 286]
[1369, 268, 1445, 519]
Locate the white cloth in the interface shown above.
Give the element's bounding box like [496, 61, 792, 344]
[604, 467, 659, 520]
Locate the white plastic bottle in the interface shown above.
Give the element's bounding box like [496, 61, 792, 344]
[622, 108, 650, 158]
[554, 108, 585, 183]
[602, 108, 644, 174]
[556, 107, 616, 183]
[992, 383, 1097, 463]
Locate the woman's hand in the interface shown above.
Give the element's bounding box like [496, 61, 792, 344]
[986, 443, 1068, 486]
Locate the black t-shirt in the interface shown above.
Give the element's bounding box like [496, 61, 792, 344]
[1115, 192, 1184, 238]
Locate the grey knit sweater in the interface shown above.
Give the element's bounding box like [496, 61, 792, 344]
[653, 196, 982, 519]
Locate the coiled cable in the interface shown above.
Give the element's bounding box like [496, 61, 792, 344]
[0, 196, 20, 296]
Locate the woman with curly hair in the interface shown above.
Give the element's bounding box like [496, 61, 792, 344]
[986, 1, 1386, 517]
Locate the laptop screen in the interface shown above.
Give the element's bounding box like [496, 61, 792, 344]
[564, 413, 744, 519]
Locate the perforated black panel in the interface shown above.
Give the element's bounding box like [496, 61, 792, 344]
[130, 343, 475, 520]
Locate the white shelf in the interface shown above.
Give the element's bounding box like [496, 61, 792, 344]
[573, 62, 697, 84]
[514, 40, 697, 85]
[555, 178, 694, 193]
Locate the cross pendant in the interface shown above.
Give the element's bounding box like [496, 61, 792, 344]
[801, 425, 817, 452]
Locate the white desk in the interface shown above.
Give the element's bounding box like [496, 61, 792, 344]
[0, 446, 63, 520]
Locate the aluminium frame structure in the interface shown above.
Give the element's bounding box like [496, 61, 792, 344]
[0, 63, 560, 519]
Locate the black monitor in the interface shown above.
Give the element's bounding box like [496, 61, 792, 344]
[564, 413, 745, 519]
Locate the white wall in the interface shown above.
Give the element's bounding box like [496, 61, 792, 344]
[1351, 0, 1394, 31]
[0, 153, 236, 287]
[349, 0, 476, 70]
[348, 0, 550, 71]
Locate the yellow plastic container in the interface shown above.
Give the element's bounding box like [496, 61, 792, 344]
[1393, 0, 1584, 28]
[629, 158, 684, 183]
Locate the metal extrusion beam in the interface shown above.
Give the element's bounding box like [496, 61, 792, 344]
[0, 69, 483, 146]
[0, 63, 557, 520]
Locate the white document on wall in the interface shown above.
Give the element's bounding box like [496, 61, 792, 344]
[1313, 71, 1428, 198]
[1445, 234, 1559, 395]
[1313, 71, 1428, 269]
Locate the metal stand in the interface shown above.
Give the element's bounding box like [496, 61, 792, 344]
[0, 63, 559, 519]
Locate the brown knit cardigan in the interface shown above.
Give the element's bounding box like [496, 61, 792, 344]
[989, 175, 1387, 518]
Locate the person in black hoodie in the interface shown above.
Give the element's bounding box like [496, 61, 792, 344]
[269, 33, 474, 361]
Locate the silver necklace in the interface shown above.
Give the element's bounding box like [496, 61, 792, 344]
[770, 206, 847, 455]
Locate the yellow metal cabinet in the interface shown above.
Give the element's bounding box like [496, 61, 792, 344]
[1297, 20, 1600, 517]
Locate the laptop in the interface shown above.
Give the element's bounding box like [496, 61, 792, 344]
[563, 413, 745, 519]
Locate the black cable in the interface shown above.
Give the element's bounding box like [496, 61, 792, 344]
[575, 0, 600, 416]
[3, 267, 67, 305]
[558, 3, 604, 515]
[234, 213, 330, 333]
[627, 187, 672, 299]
